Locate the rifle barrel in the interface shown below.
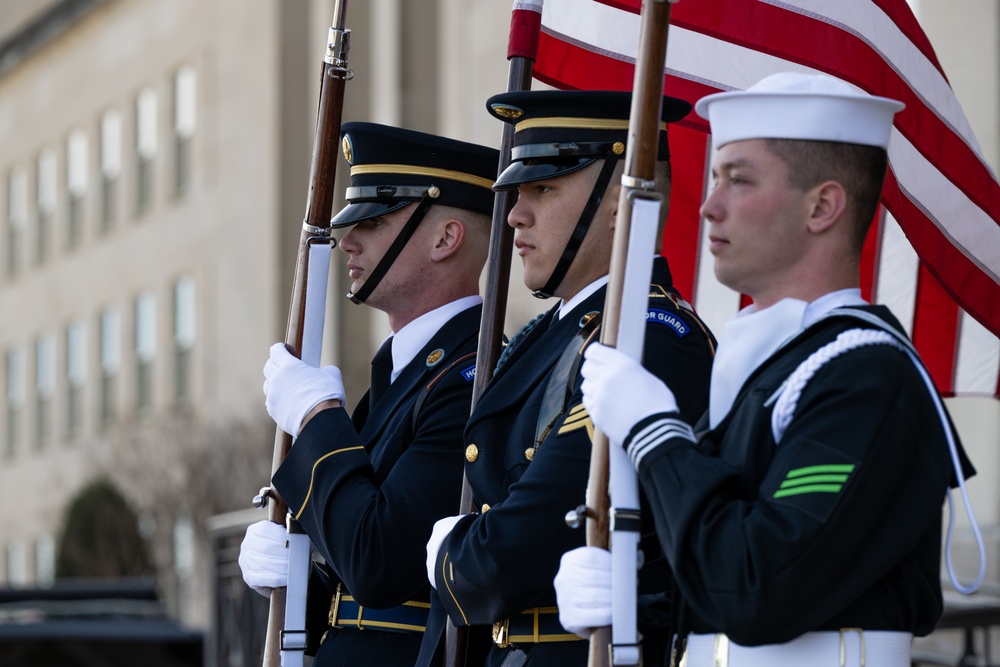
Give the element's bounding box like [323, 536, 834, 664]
[261, 5, 352, 666]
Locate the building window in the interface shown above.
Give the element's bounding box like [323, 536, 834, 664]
[6, 542, 27, 587]
[135, 292, 156, 412]
[5, 349, 24, 457]
[173, 67, 196, 197]
[135, 89, 157, 217]
[173, 278, 195, 404]
[6, 167, 27, 279]
[100, 110, 122, 233]
[66, 321, 86, 439]
[66, 130, 88, 249]
[36, 149, 56, 264]
[34, 335, 54, 449]
[99, 308, 120, 429]
[35, 536, 54, 586]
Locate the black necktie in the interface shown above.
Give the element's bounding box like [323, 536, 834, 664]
[369, 337, 393, 409]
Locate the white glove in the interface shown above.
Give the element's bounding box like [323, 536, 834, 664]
[581, 343, 678, 445]
[554, 546, 613, 638]
[238, 520, 289, 597]
[426, 514, 464, 589]
[263, 343, 345, 437]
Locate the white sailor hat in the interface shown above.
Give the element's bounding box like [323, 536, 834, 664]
[694, 72, 905, 150]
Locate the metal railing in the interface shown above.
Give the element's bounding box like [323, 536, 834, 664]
[209, 509, 270, 667]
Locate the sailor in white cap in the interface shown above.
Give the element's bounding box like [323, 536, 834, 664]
[553, 72, 976, 666]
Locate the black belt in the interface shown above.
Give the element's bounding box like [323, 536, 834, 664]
[328, 583, 430, 634]
[493, 606, 585, 647]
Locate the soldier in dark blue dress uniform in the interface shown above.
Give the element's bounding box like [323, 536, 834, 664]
[419, 91, 717, 667]
[556, 73, 978, 667]
[239, 123, 498, 667]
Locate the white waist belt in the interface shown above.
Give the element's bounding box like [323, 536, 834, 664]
[680, 629, 912, 667]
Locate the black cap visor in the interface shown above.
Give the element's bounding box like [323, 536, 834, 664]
[330, 199, 415, 228]
[493, 157, 597, 191]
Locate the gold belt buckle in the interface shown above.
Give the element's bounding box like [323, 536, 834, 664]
[492, 618, 510, 648]
[328, 582, 344, 627]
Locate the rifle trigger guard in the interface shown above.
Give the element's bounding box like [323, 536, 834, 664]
[252, 486, 273, 509]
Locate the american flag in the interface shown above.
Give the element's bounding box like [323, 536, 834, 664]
[509, 0, 1000, 397]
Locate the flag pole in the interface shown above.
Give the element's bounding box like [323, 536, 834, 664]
[444, 3, 542, 666]
[584, 1, 677, 665]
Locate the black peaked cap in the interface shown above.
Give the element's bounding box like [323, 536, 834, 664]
[486, 90, 691, 189]
[331, 122, 500, 227]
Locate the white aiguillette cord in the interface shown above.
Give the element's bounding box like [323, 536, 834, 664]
[282, 239, 332, 666]
[770, 308, 986, 596]
[606, 196, 661, 666]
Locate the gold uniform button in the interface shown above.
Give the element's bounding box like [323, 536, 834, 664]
[481, 503, 491, 513]
[466, 444, 479, 462]
[524, 447, 535, 461]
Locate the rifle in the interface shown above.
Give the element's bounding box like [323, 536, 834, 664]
[583, 1, 678, 666]
[259, 4, 352, 666]
[444, 2, 542, 665]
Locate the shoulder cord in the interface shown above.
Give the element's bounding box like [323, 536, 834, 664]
[767, 310, 985, 594]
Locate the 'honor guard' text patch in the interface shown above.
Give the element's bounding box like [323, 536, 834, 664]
[646, 309, 689, 337]
[461, 364, 477, 382]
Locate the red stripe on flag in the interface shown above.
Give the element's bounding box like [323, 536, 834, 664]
[881, 171, 1000, 338]
[859, 210, 883, 304]
[662, 125, 709, 302]
[911, 264, 960, 395]
[534, 31, 635, 91]
[509, 9, 542, 60]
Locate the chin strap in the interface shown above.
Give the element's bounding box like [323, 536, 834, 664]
[532, 159, 619, 299]
[347, 190, 438, 304]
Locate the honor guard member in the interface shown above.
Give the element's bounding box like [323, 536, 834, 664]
[419, 91, 716, 667]
[239, 123, 498, 667]
[556, 73, 978, 666]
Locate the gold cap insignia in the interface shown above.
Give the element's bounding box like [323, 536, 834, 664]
[490, 103, 524, 120]
[427, 185, 441, 199]
[342, 135, 354, 164]
[466, 444, 479, 463]
[426, 349, 445, 367]
[612, 141, 625, 155]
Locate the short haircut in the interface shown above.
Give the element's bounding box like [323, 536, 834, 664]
[764, 139, 887, 251]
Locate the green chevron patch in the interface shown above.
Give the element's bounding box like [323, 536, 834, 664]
[773, 463, 855, 499]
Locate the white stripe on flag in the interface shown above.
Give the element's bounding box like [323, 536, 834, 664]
[874, 213, 918, 338]
[955, 313, 1000, 394]
[889, 132, 1000, 283]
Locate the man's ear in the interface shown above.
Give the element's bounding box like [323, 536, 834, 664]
[431, 218, 465, 261]
[806, 180, 847, 235]
[605, 182, 621, 230]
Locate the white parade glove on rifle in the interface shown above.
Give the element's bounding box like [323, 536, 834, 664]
[581, 343, 678, 445]
[554, 546, 613, 638]
[263, 342, 345, 437]
[426, 514, 464, 589]
[239, 519, 290, 597]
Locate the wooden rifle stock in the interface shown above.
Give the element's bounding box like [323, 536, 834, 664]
[261, 4, 351, 666]
[443, 53, 536, 667]
[585, 2, 676, 666]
